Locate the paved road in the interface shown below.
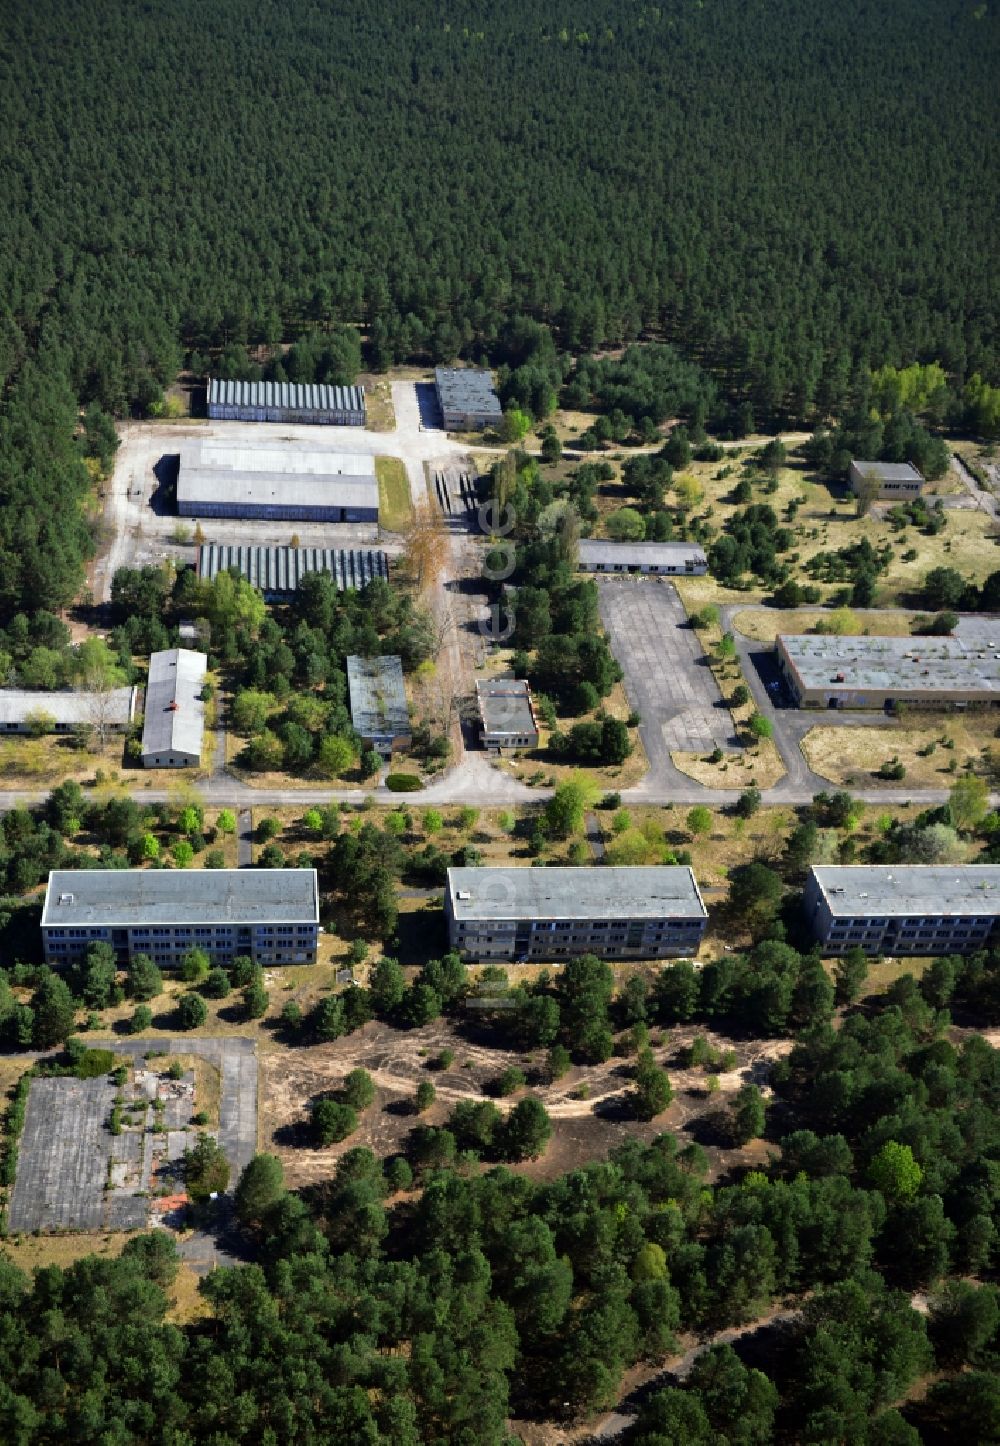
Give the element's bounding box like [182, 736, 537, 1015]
[585, 812, 605, 861]
[237, 808, 253, 867]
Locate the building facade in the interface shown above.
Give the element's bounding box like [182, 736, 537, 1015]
[776, 631, 1000, 710]
[177, 441, 378, 524]
[347, 655, 411, 756]
[41, 869, 320, 968]
[434, 367, 503, 430]
[207, 378, 366, 426]
[0, 687, 136, 735]
[197, 544, 388, 597]
[446, 866, 708, 962]
[476, 679, 539, 752]
[849, 460, 925, 500]
[804, 865, 1000, 955]
[140, 649, 206, 767]
[577, 540, 708, 575]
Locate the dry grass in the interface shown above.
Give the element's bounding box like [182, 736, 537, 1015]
[491, 681, 649, 789]
[157, 1055, 221, 1126]
[801, 720, 990, 788]
[732, 607, 916, 644]
[375, 455, 413, 531]
[0, 735, 128, 790]
[362, 378, 396, 433]
[671, 740, 786, 789]
[0, 1233, 209, 1323]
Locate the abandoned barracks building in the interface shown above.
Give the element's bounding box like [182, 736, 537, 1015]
[805, 865, 1000, 956]
[577, 540, 709, 575]
[0, 687, 136, 735]
[347, 655, 411, 757]
[207, 378, 366, 426]
[849, 459, 925, 501]
[476, 679, 540, 753]
[177, 440, 379, 524]
[434, 367, 503, 431]
[41, 869, 320, 968]
[197, 544, 388, 598]
[775, 631, 1000, 710]
[446, 866, 708, 962]
[140, 648, 206, 768]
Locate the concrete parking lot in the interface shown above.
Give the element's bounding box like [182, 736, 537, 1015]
[597, 578, 736, 776]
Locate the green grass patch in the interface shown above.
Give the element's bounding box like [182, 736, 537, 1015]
[376, 456, 413, 531]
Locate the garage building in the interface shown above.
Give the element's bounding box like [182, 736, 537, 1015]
[849, 460, 924, 500]
[207, 378, 366, 426]
[140, 648, 206, 767]
[578, 540, 708, 575]
[776, 631, 1000, 709]
[177, 440, 378, 523]
[197, 545, 388, 597]
[434, 367, 503, 430]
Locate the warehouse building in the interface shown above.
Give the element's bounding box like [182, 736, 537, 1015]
[177, 440, 378, 523]
[347, 655, 411, 756]
[446, 866, 708, 962]
[207, 378, 366, 426]
[849, 459, 925, 500]
[775, 631, 1000, 710]
[805, 865, 1000, 955]
[434, 367, 503, 431]
[140, 649, 206, 767]
[577, 540, 708, 575]
[0, 687, 136, 735]
[476, 679, 539, 752]
[41, 868, 319, 968]
[197, 544, 388, 597]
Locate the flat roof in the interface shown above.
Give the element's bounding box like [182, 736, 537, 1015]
[809, 865, 1000, 918]
[578, 539, 708, 567]
[42, 868, 319, 927]
[477, 679, 538, 736]
[434, 367, 502, 417]
[141, 649, 206, 758]
[198, 545, 388, 592]
[777, 631, 1000, 697]
[178, 441, 377, 512]
[851, 460, 924, 483]
[346, 655, 409, 737]
[207, 379, 365, 414]
[447, 866, 707, 922]
[0, 687, 135, 727]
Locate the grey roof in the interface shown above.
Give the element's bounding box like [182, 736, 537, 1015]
[207, 378, 365, 416]
[850, 460, 924, 484]
[198, 545, 388, 593]
[0, 687, 135, 728]
[434, 367, 503, 418]
[346, 655, 410, 738]
[178, 440, 377, 513]
[42, 868, 318, 928]
[578, 539, 708, 568]
[141, 649, 206, 759]
[777, 631, 1000, 697]
[447, 866, 707, 922]
[476, 679, 538, 737]
[809, 865, 1000, 918]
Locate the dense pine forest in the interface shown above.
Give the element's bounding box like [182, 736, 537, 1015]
[0, 0, 998, 613]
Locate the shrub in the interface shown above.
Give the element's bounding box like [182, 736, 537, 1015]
[176, 993, 207, 1030]
[494, 1066, 526, 1097]
[386, 773, 424, 792]
[127, 1005, 152, 1034]
[340, 1068, 375, 1112]
[73, 1048, 116, 1079]
[312, 1098, 358, 1145]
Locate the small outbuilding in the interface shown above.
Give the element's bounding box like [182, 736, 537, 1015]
[476, 679, 539, 752]
[140, 649, 207, 768]
[347, 655, 411, 757]
[849, 460, 924, 501]
[577, 540, 708, 575]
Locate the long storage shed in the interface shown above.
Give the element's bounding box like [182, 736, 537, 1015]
[207, 378, 366, 426]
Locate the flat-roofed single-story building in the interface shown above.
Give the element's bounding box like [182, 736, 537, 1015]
[577, 540, 708, 575]
[446, 865, 708, 962]
[805, 864, 1000, 955]
[0, 687, 136, 734]
[41, 868, 319, 967]
[207, 378, 366, 426]
[775, 629, 1000, 710]
[177, 440, 378, 523]
[140, 649, 206, 767]
[347, 655, 411, 756]
[434, 367, 503, 431]
[476, 679, 539, 752]
[849, 460, 925, 500]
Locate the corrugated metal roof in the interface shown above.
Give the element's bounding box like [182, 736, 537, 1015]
[207, 378, 365, 415]
[434, 367, 503, 417]
[42, 868, 318, 927]
[0, 687, 135, 727]
[197, 545, 388, 593]
[140, 649, 206, 759]
[810, 865, 1000, 917]
[447, 866, 708, 921]
[346, 655, 410, 738]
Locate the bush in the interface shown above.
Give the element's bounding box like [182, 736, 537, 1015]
[340, 1068, 375, 1112]
[312, 1098, 358, 1145]
[73, 1048, 116, 1079]
[386, 773, 424, 792]
[414, 1080, 436, 1113]
[176, 993, 207, 1030]
[243, 983, 269, 1020]
[201, 967, 231, 999]
[494, 1066, 526, 1097]
[127, 1005, 152, 1034]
